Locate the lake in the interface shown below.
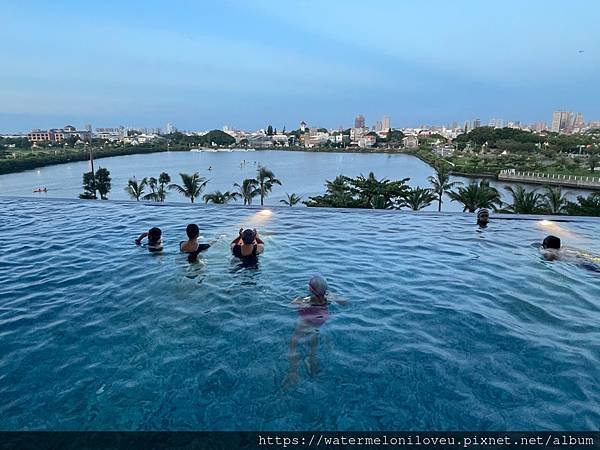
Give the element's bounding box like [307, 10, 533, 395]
[0, 150, 590, 211]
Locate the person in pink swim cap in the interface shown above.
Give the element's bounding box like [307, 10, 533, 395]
[284, 274, 347, 388]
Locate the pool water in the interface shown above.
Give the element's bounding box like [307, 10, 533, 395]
[0, 197, 599, 430]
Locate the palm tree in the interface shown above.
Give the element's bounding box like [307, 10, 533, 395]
[448, 180, 502, 212]
[280, 193, 303, 206]
[168, 172, 208, 203]
[256, 166, 282, 206]
[428, 164, 460, 212]
[542, 186, 570, 214]
[143, 177, 159, 201]
[203, 190, 240, 204]
[143, 172, 171, 201]
[234, 179, 260, 205]
[400, 187, 437, 211]
[125, 177, 147, 201]
[503, 185, 546, 214]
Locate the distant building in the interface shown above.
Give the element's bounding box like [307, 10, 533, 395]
[489, 118, 504, 128]
[354, 114, 365, 129]
[27, 125, 90, 143]
[375, 121, 383, 132]
[300, 121, 307, 132]
[473, 118, 481, 128]
[551, 111, 574, 133]
[357, 135, 376, 148]
[382, 115, 390, 131]
[165, 122, 176, 134]
[403, 134, 419, 149]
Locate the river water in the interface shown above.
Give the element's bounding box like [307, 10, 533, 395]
[0, 150, 591, 211]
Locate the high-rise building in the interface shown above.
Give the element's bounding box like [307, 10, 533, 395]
[375, 121, 383, 132]
[573, 112, 585, 130]
[473, 118, 481, 128]
[166, 122, 176, 134]
[354, 114, 365, 129]
[551, 111, 574, 133]
[382, 115, 390, 130]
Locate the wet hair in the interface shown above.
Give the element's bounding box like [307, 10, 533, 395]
[186, 223, 200, 239]
[148, 227, 162, 243]
[543, 235, 561, 250]
[241, 229, 255, 245]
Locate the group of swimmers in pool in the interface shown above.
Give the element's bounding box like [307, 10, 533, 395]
[134, 222, 344, 386]
[133, 210, 597, 386]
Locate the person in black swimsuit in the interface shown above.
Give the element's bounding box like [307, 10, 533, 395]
[135, 227, 163, 252]
[180, 223, 212, 263]
[230, 228, 265, 259]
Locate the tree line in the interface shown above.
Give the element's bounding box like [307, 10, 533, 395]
[80, 166, 303, 206]
[304, 164, 600, 216]
[77, 163, 600, 216]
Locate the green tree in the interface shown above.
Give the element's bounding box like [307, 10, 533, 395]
[448, 180, 502, 212]
[503, 185, 546, 214]
[234, 178, 260, 205]
[542, 186, 569, 214]
[589, 153, 599, 173]
[168, 172, 208, 203]
[95, 168, 112, 200]
[428, 164, 460, 212]
[125, 177, 147, 201]
[566, 193, 600, 216]
[349, 172, 410, 209]
[400, 187, 437, 211]
[79, 171, 97, 199]
[203, 190, 240, 204]
[256, 166, 282, 206]
[266, 125, 273, 136]
[280, 193, 303, 206]
[305, 176, 357, 208]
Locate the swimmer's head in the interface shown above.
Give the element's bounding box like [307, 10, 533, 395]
[148, 227, 162, 244]
[542, 235, 561, 250]
[241, 228, 255, 245]
[477, 208, 490, 225]
[186, 223, 200, 240]
[309, 274, 328, 300]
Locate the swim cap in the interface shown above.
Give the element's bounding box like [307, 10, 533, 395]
[186, 223, 200, 239]
[477, 208, 489, 218]
[242, 229, 255, 245]
[543, 235, 561, 250]
[308, 274, 328, 300]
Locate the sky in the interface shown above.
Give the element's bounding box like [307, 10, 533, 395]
[1, 0, 599, 133]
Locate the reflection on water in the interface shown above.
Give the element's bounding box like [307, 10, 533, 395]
[0, 198, 599, 430]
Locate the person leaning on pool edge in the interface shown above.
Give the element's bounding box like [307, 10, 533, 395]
[477, 208, 490, 227]
[231, 228, 264, 258]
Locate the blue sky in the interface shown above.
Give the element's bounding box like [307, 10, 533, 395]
[1, 0, 598, 132]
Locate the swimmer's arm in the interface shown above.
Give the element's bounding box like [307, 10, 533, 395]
[290, 296, 310, 306]
[135, 232, 148, 245]
[328, 293, 347, 306]
[230, 229, 243, 247]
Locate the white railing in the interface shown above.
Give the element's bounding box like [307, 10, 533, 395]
[498, 170, 600, 186]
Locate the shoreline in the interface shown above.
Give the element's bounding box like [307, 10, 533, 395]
[2, 146, 597, 190]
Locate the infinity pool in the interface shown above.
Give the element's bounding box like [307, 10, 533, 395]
[0, 197, 599, 430]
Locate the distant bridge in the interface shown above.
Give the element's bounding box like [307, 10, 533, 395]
[498, 170, 600, 190]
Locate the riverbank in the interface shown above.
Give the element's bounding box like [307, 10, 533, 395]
[0, 145, 191, 175]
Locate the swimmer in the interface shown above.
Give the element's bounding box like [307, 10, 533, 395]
[135, 227, 163, 252]
[208, 166, 212, 171]
[230, 228, 265, 259]
[477, 208, 490, 227]
[180, 223, 216, 263]
[540, 235, 600, 272]
[283, 275, 346, 388]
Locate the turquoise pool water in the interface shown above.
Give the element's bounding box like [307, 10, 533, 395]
[0, 197, 599, 430]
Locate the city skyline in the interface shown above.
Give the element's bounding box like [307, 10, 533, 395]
[1, 0, 599, 132]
